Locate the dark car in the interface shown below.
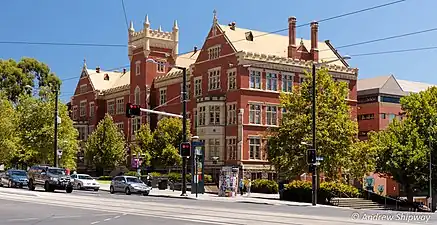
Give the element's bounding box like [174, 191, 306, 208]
[0, 169, 28, 188]
[27, 165, 73, 193]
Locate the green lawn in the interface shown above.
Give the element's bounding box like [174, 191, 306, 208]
[98, 180, 111, 184]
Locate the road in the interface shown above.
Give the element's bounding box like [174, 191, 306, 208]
[0, 187, 435, 225]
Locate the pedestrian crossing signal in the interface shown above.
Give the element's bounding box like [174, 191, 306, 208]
[126, 103, 141, 118]
[180, 142, 191, 157]
[307, 149, 316, 164]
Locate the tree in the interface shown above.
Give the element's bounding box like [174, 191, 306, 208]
[131, 124, 153, 167]
[370, 118, 428, 202]
[0, 93, 19, 166]
[85, 114, 126, 175]
[347, 140, 377, 181]
[135, 117, 190, 171]
[0, 58, 61, 103]
[14, 94, 79, 169]
[267, 68, 358, 180]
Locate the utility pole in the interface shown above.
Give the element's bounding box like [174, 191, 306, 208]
[54, 89, 59, 168]
[430, 120, 434, 211]
[181, 67, 188, 196]
[311, 64, 317, 206]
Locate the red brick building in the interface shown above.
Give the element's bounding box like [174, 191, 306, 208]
[357, 75, 434, 197]
[70, 12, 358, 178]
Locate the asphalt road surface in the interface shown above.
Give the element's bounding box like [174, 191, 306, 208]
[0, 187, 435, 225]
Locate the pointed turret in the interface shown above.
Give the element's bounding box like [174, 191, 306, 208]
[158, 25, 162, 32]
[128, 21, 135, 33]
[144, 14, 150, 27]
[173, 20, 179, 30]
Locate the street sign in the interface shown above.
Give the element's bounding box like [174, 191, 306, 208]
[57, 149, 63, 156]
[316, 156, 324, 161]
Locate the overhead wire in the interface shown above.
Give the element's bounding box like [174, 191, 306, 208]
[121, 0, 129, 30]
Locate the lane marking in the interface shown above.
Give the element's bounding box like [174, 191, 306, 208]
[91, 221, 100, 224]
[113, 215, 120, 219]
[7, 217, 39, 222]
[104, 218, 111, 222]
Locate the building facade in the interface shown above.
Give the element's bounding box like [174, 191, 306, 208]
[70, 12, 358, 179]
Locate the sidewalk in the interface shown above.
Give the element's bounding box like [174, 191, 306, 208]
[99, 184, 311, 206]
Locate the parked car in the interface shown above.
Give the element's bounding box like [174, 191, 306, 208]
[27, 165, 73, 193]
[70, 173, 100, 191]
[0, 169, 28, 188]
[110, 176, 151, 196]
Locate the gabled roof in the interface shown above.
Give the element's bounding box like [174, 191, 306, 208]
[358, 75, 435, 96]
[357, 75, 393, 92]
[85, 68, 130, 92]
[218, 24, 345, 67]
[155, 50, 200, 82]
[397, 79, 434, 93]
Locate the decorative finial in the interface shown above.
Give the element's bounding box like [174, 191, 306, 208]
[158, 25, 162, 32]
[213, 9, 217, 24]
[129, 21, 134, 32]
[300, 38, 304, 45]
[83, 58, 87, 68]
[145, 14, 150, 25]
[173, 20, 179, 30]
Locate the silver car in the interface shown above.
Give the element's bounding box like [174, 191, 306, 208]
[70, 174, 100, 191]
[109, 176, 151, 196]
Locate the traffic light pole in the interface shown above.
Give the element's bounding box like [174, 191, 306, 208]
[54, 89, 59, 168]
[181, 67, 188, 196]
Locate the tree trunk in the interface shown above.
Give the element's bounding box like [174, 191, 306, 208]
[405, 184, 414, 203]
[96, 167, 104, 177]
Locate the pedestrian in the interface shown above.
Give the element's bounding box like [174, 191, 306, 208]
[247, 179, 252, 196]
[239, 178, 244, 196]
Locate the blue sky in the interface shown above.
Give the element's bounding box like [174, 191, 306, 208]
[0, 0, 435, 102]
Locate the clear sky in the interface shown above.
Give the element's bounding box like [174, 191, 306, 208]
[0, 0, 435, 102]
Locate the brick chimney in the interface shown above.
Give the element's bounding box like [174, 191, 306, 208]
[310, 21, 319, 61]
[287, 16, 297, 58]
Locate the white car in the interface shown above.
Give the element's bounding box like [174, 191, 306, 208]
[70, 174, 100, 191]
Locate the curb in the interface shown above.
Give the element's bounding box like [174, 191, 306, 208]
[100, 188, 198, 200]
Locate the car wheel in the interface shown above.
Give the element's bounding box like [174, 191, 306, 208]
[28, 180, 35, 191]
[109, 186, 115, 194]
[44, 181, 50, 192]
[7, 180, 12, 188]
[125, 187, 131, 195]
[66, 186, 73, 193]
[77, 183, 82, 190]
[94, 188, 99, 192]
[143, 190, 150, 196]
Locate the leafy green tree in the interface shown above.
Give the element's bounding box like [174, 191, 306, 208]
[370, 119, 428, 202]
[0, 93, 19, 166]
[131, 124, 153, 167]
[85, 114, 126, 175]
[0, 58, 61, 102]
[267, 68, 358, 180]
[15, 94, 78, 169]
[347, 140, 377, 181]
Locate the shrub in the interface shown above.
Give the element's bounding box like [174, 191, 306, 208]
[98, 176, 112, 181]
[204, 174, 213, 183]
[281, 180, 360, 204]
[251, 179, 279, 194]
[168, 172, 181, 182]
[150, 172, 162, 178]
[125, 171, 138, 176]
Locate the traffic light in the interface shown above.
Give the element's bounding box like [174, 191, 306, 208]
[307, 149, 316, 164]
[125, 103, 141, 118]
[180, 142, 191, 157]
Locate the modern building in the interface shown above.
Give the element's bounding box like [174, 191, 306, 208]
[70, 12, 358, 179]
[357, 74, 434, 197]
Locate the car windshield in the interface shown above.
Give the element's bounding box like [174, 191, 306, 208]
[10, 170, 26, 176]
[77, 175, 92, 180]
[48, 169, 66, 175]
[126, 177, 142, 183]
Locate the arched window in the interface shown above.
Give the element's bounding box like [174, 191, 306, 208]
[134, 86, 140, 105]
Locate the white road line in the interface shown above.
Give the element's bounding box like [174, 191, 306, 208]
[7, 217, 39, 222]
[113, 215, 120, 219]
[90, 221, 100, 225]
[104, 218, 111, 221]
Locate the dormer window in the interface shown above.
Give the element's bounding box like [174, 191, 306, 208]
[104, 74, 109, 80]
[208, 45, 221, 60]
[157, 61, 165, 73]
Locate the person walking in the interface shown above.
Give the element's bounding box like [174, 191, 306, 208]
[239, 178, 244, 196]
[247, 179, 252, 196]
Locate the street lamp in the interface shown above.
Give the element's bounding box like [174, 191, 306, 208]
[24, 85, 60, 168]
[146, 58, 188, 196]
[310, 55, 351, 206]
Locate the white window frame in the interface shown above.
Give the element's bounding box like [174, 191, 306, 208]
[194, 77, 202, 97]
[79, 100, 87, 117]
[208, 138, 220, 159]
[73, 105, 78, 120]
[116, 122, 124, 132]
[209, 105, 221, 125]
[159, 88, 167, 105]
[135, 61, 141, 76]
[134, 86, 140, 105]
[249, 136, 261, 160]
[282, 73, 293, 92]
[193, 109, 198, 128]
[227, 68, 236, 90]
[208, 68, 221, 91]
[249, 104, 262, 124]
[131, 117, 142, 136]
[208, 45, 221, 60]
[157, 60, 165, 73]
[116, 98, 124, 115]
[199, 106, 206, 126]
[89, 102, 95, 118]
[107, 100, 115, 115]
[227, 103, 237, 125]
[79, 84, 87, 94]
[227, 137, 237, 160]
[249, 69, 262, 89]
[266, 105, 278, 125]
[266, 71, 278, 91]
[88, 125, 95, 135]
